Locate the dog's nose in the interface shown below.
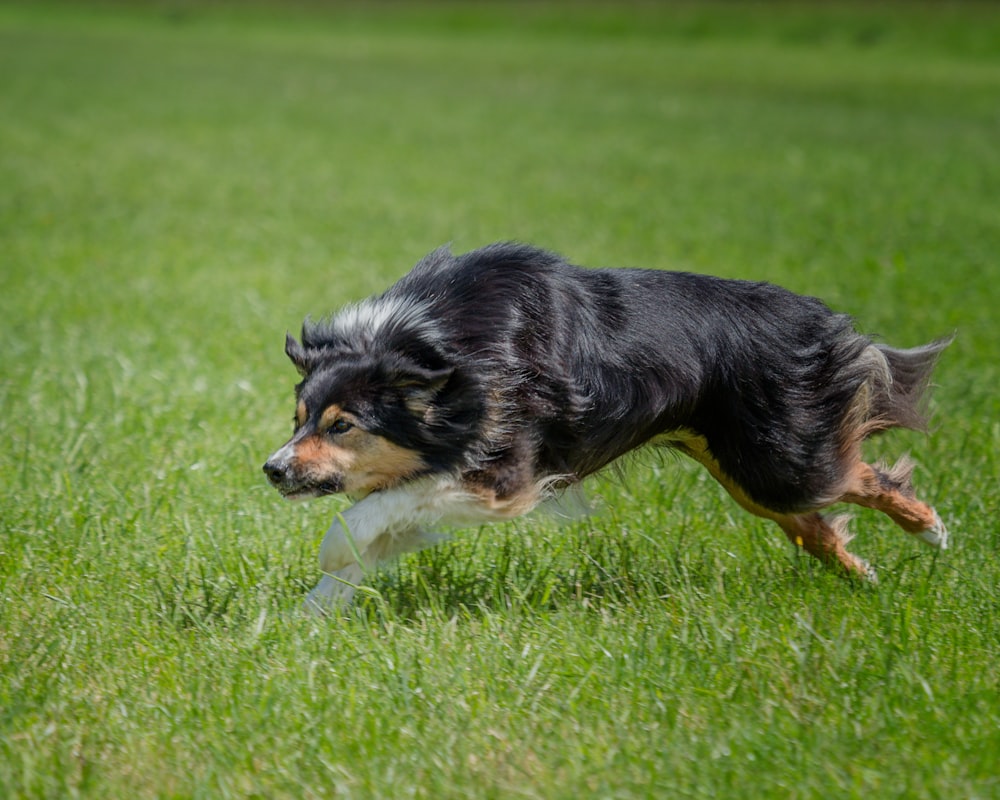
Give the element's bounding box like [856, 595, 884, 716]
[263, 460, 287, 484]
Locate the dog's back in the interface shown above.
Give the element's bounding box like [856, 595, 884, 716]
[380, 244, 932, 513]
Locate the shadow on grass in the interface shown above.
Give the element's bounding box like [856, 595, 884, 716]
[151, 514, 950, 631]
[357, 523, 784, 624]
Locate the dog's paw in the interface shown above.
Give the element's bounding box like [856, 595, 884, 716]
[302, 568, 362, 617]
[302, 591, 332, 618]
[915, 510, 949, 550]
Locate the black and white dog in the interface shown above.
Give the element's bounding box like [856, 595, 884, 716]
[263, 243, 950, 613]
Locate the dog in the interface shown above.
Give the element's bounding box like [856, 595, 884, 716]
[263, 243, 950, 614]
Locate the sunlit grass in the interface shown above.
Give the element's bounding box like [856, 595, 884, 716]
[1, 3, 998, 797]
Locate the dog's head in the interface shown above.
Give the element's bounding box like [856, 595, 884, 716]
[263, 331, 458, 498]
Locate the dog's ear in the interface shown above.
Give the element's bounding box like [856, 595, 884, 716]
[285, 333, 310, 377]
[393, 366, 453, 418]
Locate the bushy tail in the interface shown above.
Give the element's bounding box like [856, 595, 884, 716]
[873, 336, 953, 432]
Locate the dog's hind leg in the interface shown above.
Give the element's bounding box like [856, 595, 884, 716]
[772, 512, 876, 581]
[673, 433, 877, 580]
[839, 458, 948, 550]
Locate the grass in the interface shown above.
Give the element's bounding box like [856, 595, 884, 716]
[1, 2, 999, 797]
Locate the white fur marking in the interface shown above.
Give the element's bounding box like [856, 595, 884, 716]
[306, 477, 510, 614]
[304, 564, 365, 615]
[915, 510, 949, 550]
[331, 295, 440, 345]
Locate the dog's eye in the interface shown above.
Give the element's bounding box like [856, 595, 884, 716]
[330, 419, 353, 435]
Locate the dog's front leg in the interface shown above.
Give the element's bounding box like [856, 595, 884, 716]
[304, 563, 365, 615]
[317, 492, 420, 573]
[305, 487, 429, 615]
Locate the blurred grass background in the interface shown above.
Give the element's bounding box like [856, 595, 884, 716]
[1, 2, 998, 797]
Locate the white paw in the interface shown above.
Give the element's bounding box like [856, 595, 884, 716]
[915, 511, 949, 550]
[302, 588, 334, 617]
[302, 567, 363, 616]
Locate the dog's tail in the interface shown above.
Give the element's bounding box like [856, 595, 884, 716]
[839, 336, 951, 453]
[871, 336, 953, 433]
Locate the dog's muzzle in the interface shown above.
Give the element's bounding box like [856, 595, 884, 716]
[262, 442, 296, 490]
[263, 447, 343, 498]
[262, 458, 290, 487]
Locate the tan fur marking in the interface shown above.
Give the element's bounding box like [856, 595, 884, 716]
[295, 400, 308, 429]
[667, 429, 941, 573]
[841, 460, 937, 533]
[466, 485, 545, 520]
[666, 430, 871, 576]
[294, 435, 343, 469]
[349, 436, 427, 492]
[775, 512, 870, 577]
[291, 425, 426, 495]
[666, 430, 782, 521]
[319, 404, 347, 432]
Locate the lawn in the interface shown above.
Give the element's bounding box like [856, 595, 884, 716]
[1, 2, 998, 797]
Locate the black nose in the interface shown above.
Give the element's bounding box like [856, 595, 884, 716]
[263, 460, 287, 484]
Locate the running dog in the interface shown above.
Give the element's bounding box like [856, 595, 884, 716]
[263, 243, 950, 613]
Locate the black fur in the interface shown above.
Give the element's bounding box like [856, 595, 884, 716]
[293, 243, 945, 512]
[266, 243, 950, 604]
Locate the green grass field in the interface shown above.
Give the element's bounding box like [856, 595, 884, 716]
[2, 2, 999, 797]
